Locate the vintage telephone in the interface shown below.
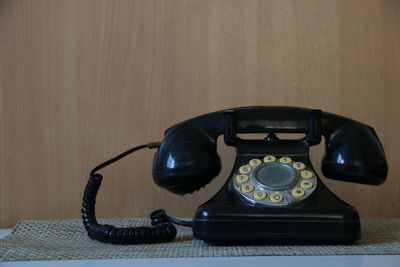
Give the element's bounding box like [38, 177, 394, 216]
[82, 106, 388, 244]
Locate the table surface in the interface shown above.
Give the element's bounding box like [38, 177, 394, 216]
[1, 229, 399, 267]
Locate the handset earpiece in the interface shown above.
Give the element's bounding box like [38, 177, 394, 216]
[153, 124, 221, 195]
[321, 114, 388, 185]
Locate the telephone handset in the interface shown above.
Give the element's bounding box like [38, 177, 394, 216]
[82, 106, 388, 244]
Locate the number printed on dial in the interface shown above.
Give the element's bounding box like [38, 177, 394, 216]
[239, 165, 252, 174]
[293, 162, 305, 170]
[300, 180, 313, 189]
[263, 155, 276, 163]
[253, 190, 267, 200]
[236, 174, 249, 184]
[249, 159, 262, 167]
[270, 192, 283, 203]
[300, 170, 313, 179]
[279, 157, 292, 164]
[241, 184, 255, 193]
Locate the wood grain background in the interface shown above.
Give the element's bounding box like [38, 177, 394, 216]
[0, 0, 399, 228]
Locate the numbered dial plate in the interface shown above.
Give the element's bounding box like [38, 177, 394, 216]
[232, 156, 317, 207]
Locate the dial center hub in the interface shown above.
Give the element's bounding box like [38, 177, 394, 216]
[255, 163, 297, 189]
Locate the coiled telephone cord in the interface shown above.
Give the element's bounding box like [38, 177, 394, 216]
[81, 143, 192, 245]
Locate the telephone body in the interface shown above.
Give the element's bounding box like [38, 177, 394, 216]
[82, 106, 388, 244]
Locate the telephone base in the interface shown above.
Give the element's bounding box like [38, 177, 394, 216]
[192, 181, 361, 244]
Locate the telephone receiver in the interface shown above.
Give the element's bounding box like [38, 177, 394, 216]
[82, 106, 388, 244]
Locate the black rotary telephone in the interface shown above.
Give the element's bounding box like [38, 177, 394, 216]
[82, 106, 388, 244]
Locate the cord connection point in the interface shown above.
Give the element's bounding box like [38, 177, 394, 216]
[147, 142, 161, 149]
[150, 209, 169, 225]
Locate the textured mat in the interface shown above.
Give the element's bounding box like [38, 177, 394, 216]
[1, 218, 400, 261]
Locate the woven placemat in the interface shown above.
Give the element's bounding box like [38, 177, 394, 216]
[1, 218, 400, 261]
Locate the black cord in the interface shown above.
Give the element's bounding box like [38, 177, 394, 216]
[82, 142, 192, 245]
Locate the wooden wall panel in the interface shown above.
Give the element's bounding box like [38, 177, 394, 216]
[0, 0, 399, 227]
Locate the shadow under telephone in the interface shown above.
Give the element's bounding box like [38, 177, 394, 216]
[82, 106, 388, 244]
